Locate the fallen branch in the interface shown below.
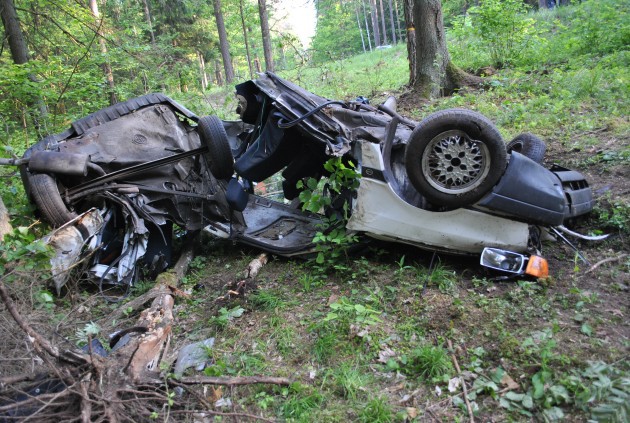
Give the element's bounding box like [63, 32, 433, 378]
[585, 253, 628, 274]
[174, 375, 291, 386]
[216, 253, 268, 301]
[447, 339, 474, 423]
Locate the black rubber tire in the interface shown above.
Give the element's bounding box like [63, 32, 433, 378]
[29, 173, 77, 227]
[198, 115, 234, 180]
[506, 133, 546, 164]
[404, 108, 507, 208]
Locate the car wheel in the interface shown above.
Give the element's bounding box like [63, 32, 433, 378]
[506, 133, 546, 164]
[198, 115, 234, 180]
[29, 173, 78, 227]
[404, 109, 507, 208]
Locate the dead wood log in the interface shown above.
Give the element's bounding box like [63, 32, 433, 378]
[0, 196, 12, 241]
[0, 242, 288, 421]
[216, 253, 269, 301]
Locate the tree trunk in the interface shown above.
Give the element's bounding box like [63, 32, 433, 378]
[198, 52, 208, 90]
[0, 0, 29, 64]
[394, 0, 403, 42]
[355, 1, 367, 53]
[88, 0, 117, 105]
[258, 0, 274, 72]
[378, 0, 388, 44]
[362, 0, 373, 51]
[369, 0, 381, 46]
[538, 0, 548, 8]
[408, 0, 480, 98]
[213, 0, 234, 84]
[141, 0, 156, 44]
[239, 0, 254, 78]
[1, 0, 47, 133]
[0, 196, 12, 241]
[214, 59, 224, 86]
[387, 0, 397, 44]
[403, 0, 416, 84]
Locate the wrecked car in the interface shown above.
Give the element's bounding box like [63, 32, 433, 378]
[19, 72, 600, 289]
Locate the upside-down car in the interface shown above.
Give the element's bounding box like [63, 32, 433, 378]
[20, 72, 599, 288]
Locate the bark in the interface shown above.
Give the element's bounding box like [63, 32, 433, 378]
[88, 0, 117, 105]
[394, 0, 403, 42]
[0, 196, 12, 241]
[214, 59, 224, 86]
[0, 0, 29, 64]
[239, 0, 254, 78]
[213, 0, 234, 84]
[355, 1, 367, 53]
[369, 0, 381, 46]
[387, 0, 397, 44]
[0, 0, 47, 131]
[258, 0, 274, 72]
[141, 0, 156, 44]
[403, 0, 415, 84]
[198, 51, 208, 90]
[361, 0, 373, 50]
[408, 0, 481, 98]
[538, 0, 548, 8]
[378, 0, 388, 44]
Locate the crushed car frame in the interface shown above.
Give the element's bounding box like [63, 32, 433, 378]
[18, 72, 602, 289]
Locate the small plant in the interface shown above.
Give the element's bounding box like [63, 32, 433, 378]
[328, 362, 371, 400]
[401, 344, 452, 381]
[249, 289, 285, 310]
[297, 157, 361, 274]
[210, 306, 245, 330]
[324, 297, 382, 328]
[280, 383, 324, 420]
[359, 396, 393, 423]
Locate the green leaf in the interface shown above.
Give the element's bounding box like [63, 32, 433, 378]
[581, 323, 593, 336]
[522, 394, 534, 409]
[532, 373, 545, 399]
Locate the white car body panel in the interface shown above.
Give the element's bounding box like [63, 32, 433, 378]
[346, 142, 530, 254]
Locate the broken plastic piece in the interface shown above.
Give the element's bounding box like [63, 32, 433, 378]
[173, 338, 215, 378]
[525, 255, 549, 279]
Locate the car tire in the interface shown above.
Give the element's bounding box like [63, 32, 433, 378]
[29, 173, 77, 227]
[198, 115, 234, 180]
[506, 133, 546, 164]
[404, 108, 507, 208]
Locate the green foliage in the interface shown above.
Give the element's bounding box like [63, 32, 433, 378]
[400, 345, 452, 381]
[297, 157, 361, 273]
[0, 226, 53, 283]
[359, 396, 393, 423]
[328, 362, 371, 400]
[209, 306, 245, 330]
[324, 297, 382, 328]
[310, 0, 363, 64]
[467, 0, 546, 68]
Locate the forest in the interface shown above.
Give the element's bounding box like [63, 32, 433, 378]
[0, 0, 629, 422]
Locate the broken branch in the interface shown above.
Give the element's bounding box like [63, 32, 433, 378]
[173, 375, 291, 386]
[447, 339, 474, 423]
[585, 253, 628, 274]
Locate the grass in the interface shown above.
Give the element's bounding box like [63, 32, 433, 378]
[1, 1, 628, 421]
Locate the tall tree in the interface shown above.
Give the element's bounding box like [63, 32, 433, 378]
[369, 0, 381, 46]
[239, 0, 254, 77]
[387, 0, 397, 44]
[88, 0, 117, 105]
[213, 0, 234, 84]
[141, 0, 156, 44]
[0, 0, 29, 64]
[378, 0, 388, 44]
[362, 0, 373, 50]
[406, 0, 479, 97]
[258, 0, 274, 72]
[354, 1, 367, 53]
